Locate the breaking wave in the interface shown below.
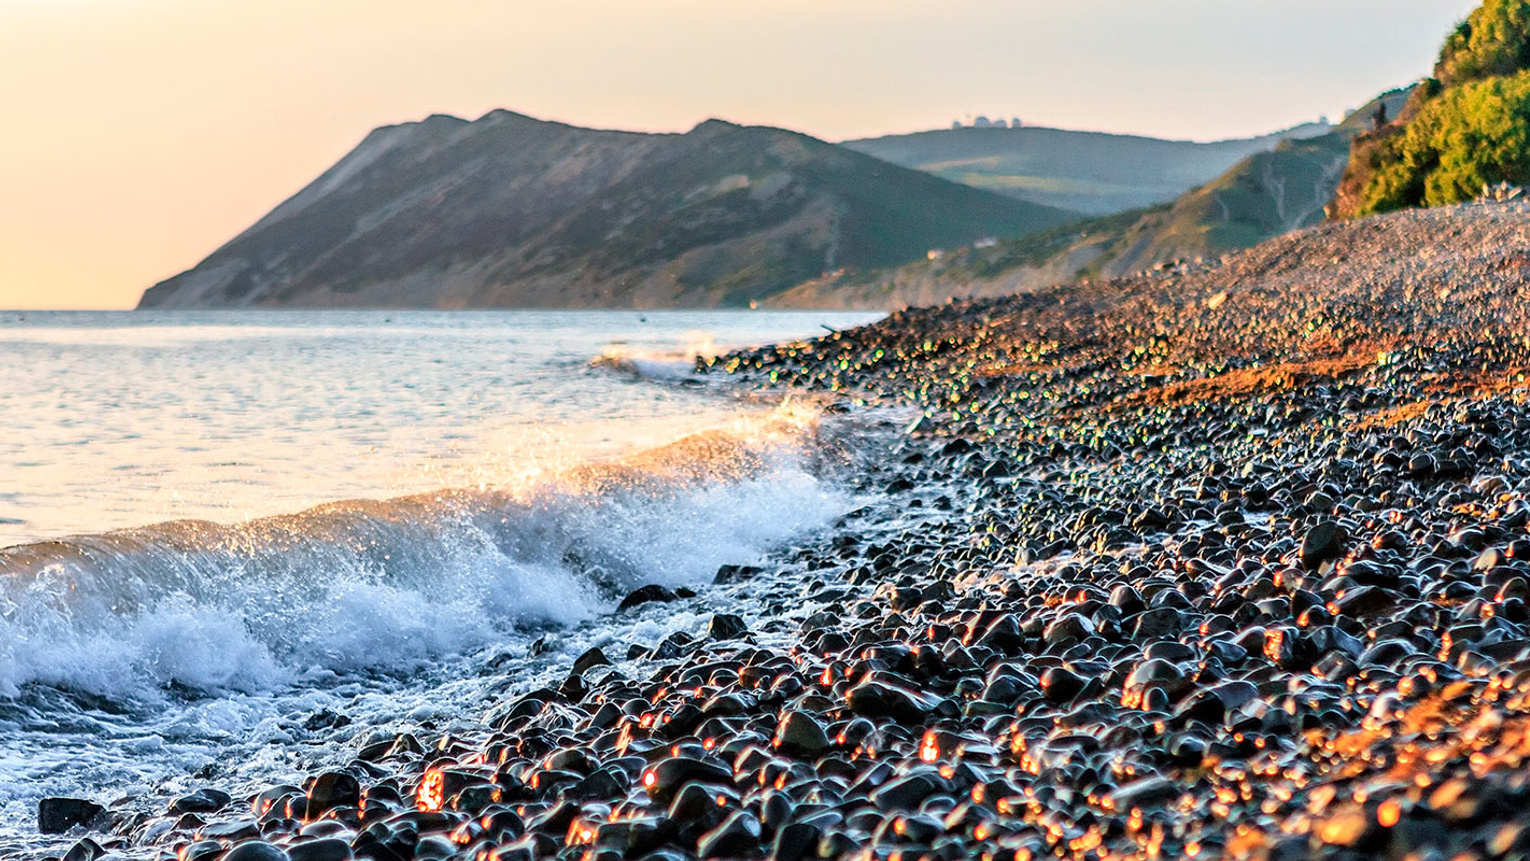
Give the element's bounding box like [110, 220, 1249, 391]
[0, 410, 847, 702]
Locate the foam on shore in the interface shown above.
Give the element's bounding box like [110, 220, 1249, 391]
[0, 405, 848, 702]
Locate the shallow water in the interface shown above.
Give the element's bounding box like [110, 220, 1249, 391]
[0, 310, 874, 546]
[0, 309, 877, 854]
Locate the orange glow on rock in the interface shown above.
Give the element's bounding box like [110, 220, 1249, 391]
[920, 730, 941, 763]
[417, 769, 446, 812]
[566, 819, 596, 845]
[1263, 629, 1284, 663]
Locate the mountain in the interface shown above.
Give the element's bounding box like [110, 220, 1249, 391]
[137, 111, 1076, 310]
[841, 122, 1334, 216]
[773, 89, 1415, 310]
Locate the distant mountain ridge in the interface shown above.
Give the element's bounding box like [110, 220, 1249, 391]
[774, 89, 1414, 309]
[841, 121, 1335, 215]
[137, 111, 1075, 310]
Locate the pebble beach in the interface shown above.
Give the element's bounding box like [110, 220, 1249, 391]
[40, 200, 1530, 861]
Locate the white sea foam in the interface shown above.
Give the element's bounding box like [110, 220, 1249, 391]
[591, 330, 721, 381]
[0, 310, 885, 857]
[0, 410, 846, 703]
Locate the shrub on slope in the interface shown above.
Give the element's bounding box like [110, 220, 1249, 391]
[1335, 0, 1530, 218]
[1359, 71, 1530, 214]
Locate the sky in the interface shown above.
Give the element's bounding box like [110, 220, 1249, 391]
[0, 0, 1481, 309]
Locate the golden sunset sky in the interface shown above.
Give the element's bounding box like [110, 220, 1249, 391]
[0, 0, 1478, 309]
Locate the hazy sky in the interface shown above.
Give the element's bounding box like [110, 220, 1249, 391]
[0, 0, 1479, 309]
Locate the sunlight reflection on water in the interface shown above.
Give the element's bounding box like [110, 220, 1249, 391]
[0, 309, 878, 545]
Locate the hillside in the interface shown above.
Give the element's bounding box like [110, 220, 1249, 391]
[137, 111, 1075, 310]
[1334, 0, 1530, 219]
[842, 122, 1333, 215]
[777, 89, 1414, 309]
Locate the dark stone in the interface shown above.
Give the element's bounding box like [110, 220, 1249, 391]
[714, 564, 765, 584]
[696, 811, 762, 858]
[771, 822, 822, 861]
[169, 788, 231, 814]
[1335, 585, 1396, 617]
[774, 710, 831, 755]
[61, 838, 104, 861]
[302, 709, 351, 732]
[1176, 680, 1258, 724]
[38, 798, 104, 834]
[617, 584, 678, 611]
[286, 838, 354, 861]
[182, 841, 226, 861]
[1130, 608, 1184, 640]
[222, 842, 290, 861]
[846, 679, 939, 723]
[653, 632, 695, 660]
[870, 771, 941, 811]
[568, 768, 627, 800]
[708, 613, 750, 640]
[572, 647, 611, 676]
[1301, 521, 1347, 569]
[306, 772, 360, 816]
[202, 819, 261, 841]
[1110, 776, 1181, 811]
[641, 757, 733, 802]
[1040, 666, 1086, 704]
[668, 781, 731, 831]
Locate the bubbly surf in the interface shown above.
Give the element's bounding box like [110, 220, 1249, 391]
[0, 309, 878, 855]
[0, 414, 843, 702]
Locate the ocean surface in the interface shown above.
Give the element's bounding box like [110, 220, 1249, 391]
[0, 309, 879, 854]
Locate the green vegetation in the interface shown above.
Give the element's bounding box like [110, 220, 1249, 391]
[1437, 0, 1530, 86]
[1337, 0, 1530, 218]
[1359, 72, 1530, 214]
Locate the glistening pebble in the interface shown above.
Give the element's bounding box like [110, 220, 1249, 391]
[73, 202, 1530, 861]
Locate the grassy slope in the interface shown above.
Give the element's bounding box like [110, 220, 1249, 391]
[140, 114, 1080, 309]
[779, 90, 1415, 309]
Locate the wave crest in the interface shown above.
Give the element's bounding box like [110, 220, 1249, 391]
[0, 410, 846, 701]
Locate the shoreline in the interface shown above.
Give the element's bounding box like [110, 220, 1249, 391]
[29, 202, 1530, 860]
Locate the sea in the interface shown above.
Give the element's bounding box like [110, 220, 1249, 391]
[0, 309, 881, 855]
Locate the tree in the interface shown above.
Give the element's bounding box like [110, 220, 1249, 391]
[1332, 0, 1530, 218]
[1436, 0, 1530, 87]
[1357, 71, 1530, 215]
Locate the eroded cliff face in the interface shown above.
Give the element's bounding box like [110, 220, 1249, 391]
[138, 111, 1074, 310]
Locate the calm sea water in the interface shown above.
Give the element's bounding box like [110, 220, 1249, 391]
[0, 310, 875, 546]
[0, 309, 878, 856]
